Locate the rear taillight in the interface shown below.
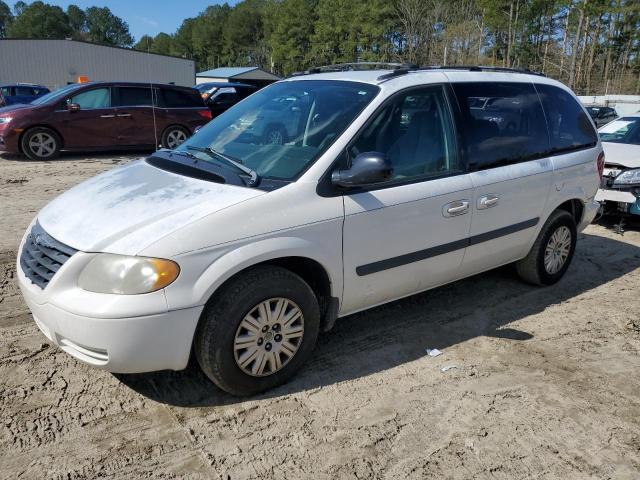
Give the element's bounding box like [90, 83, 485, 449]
[597, 151, 605, 180]
[198, 109, 212, 120]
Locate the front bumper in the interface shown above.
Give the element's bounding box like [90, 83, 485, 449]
[17, 240, 204, 373]
[595, 188, 640, 215]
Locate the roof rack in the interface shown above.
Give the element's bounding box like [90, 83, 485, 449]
[416, 65, 545, 76]
[289, 62, 416, 78]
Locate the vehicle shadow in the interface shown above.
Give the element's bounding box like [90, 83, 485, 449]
[116, 231, 640, 407]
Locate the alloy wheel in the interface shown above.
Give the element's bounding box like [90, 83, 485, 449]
[166, 129, 187, 148]
[28, 133, 56, 158]
[233, 297, 304, 377]
[266, 130, 284, 145]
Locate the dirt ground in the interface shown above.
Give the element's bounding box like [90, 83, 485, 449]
[1, 152, 639, 480]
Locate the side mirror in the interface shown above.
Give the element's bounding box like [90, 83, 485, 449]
[68, 103, 81, 112]
[331, 152, 393, 188]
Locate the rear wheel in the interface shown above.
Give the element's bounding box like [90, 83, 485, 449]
[162, 126, 190, 149]
[516, 210, 577, 286]
[21, 127, 61, 160]
[194, 266, 320, 396]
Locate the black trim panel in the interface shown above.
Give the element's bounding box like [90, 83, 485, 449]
[356, 217, 539, 276]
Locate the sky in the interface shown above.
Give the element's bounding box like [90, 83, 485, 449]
[8, 0, 239, 41]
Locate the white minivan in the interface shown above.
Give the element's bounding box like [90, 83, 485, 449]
[17, 66, 602, 395]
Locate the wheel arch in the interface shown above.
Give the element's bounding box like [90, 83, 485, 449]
[188, 239, 341, 335]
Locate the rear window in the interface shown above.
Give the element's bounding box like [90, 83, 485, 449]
[452, 82, 549, 170]
[160, 88, 203, 108]
[117, 87, 153, 107]
[534, 84, 597, 152]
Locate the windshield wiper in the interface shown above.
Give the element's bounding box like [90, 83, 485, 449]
[186, 145, 260, 186]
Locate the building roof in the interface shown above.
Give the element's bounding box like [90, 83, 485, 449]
[196, 67, 280, 81]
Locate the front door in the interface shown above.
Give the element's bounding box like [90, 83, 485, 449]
[340, 84, 473, 315]
[451, 81, 553, 276]
[56, 87, 117, 149]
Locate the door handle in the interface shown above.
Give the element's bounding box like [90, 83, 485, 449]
[116, 113, 131, 117]
[443, 200, 470, 217]
[477, 194, 500, 209]
[100, 114, 115, 118]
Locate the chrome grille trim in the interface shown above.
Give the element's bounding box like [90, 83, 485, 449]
[20, 222, 77, 289]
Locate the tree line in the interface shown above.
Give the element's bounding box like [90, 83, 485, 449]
[1, 0, 639, 95]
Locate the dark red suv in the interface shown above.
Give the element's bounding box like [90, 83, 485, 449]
[0, 81, 212, 160]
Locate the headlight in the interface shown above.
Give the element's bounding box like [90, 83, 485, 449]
[78, 254, 179, 294]
[0, 117, 12, 124]
[613, 168, 640, 186]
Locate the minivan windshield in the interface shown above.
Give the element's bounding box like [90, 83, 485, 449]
[31, 84, 83, 105]
[175, 80, 379, 181]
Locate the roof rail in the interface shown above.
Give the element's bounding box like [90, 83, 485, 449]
[416, 65, 546, 76]
[289, 62, 416, 78]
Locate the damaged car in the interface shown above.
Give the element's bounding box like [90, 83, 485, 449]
[596, 114, 640, 217]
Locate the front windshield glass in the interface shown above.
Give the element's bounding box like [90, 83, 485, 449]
[31, 84, 83, 105]
[599, 117, 640, 145]
[176, 80, 380, 181]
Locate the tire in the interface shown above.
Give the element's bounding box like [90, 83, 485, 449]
[194, 265, 320, 396]
[21, 127, 61, 160]
[161, 125, 190, 149]
[264, 125, 286, 145]
[516, 210, 577, 286]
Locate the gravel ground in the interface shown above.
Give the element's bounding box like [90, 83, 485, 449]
[1, 152, 639, 479]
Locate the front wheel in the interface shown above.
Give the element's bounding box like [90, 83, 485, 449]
[21, 127, 61, 160]
[194, 266, 320, 396]
[516, 210, 577, 286]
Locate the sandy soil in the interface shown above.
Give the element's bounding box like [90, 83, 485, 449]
[1, 152, 639, 479]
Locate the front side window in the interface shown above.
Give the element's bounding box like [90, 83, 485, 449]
[599, 117, 640, 145]
[0, 87, 10, 97]
[69, 88, 111, 109]
[535, 83, 597, 152]
[117, 87, 153, 107]
[453, 82, 549, 170]
[348, 85, 459, 181]
[176, 80, 379, 181]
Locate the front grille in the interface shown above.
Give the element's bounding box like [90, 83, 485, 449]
[20, 223, 77, 289]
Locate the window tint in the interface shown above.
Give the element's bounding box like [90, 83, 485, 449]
[15, 86, 34, 95]
[452, 82, 549, 170]
[535, 83, 597, 152]
[69, 88, 110, 109]
[117, 87, 152, 106]
[350, 86, 459, 181]
[160, 88, 202, 108]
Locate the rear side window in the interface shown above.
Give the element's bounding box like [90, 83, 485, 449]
[15, 86, 34, 95]
[160, 88, 203, 108]
[117, 87, 153, 107]
[535, 84, 597, 152]
[452, 82, 549, 170]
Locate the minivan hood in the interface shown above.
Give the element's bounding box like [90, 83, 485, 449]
[38, 159, 265, 255]
[602, 142, 640, 169]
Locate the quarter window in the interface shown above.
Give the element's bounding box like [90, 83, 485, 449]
[69, 88, 110, 109]
[117, 87, 153, 107]
[452, 82, 549, 170]
[349, 86, 459, 181]
[535, 83, 597, 152]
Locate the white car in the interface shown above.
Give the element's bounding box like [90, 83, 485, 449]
[17, 66, 601, 395]
[595, 114, 640, 216]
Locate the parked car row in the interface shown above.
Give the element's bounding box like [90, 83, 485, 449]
[0, 81, 212, 160]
